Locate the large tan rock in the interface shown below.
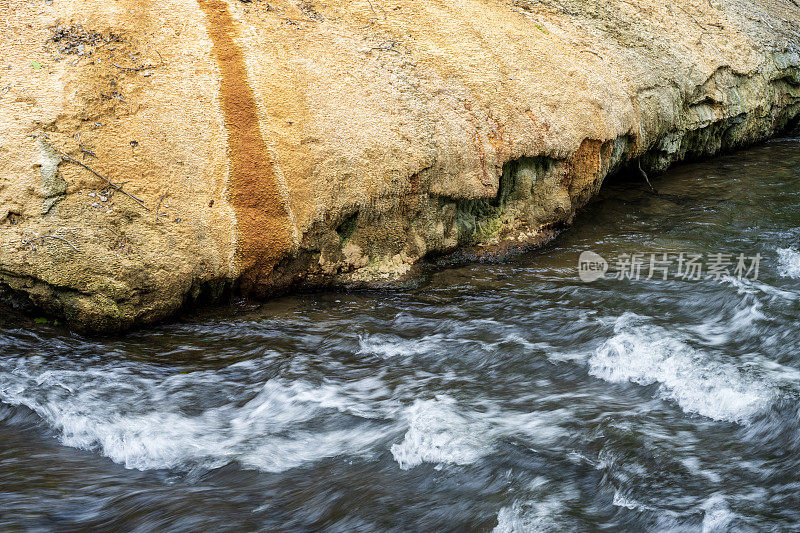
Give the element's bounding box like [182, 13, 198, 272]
[1, 0, 798, 330]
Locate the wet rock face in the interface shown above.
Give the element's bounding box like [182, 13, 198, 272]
[0, 0, 799, 331]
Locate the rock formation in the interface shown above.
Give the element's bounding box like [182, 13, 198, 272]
[1, 0, 799, 331]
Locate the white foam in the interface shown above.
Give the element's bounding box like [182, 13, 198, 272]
[589, 313, 775, 424]
[701, 495, 735, 533]
[390, 395, 490, 470]
[612, 491, 641, 511]
[493, 494, 576, 533]
[388, 394, 572, 470]
[777, 247, 800, 279]
[2, 355, 569, 474]
[502, 333, 587, 363]
[0, 358, 399, 472]
[689, 299, 765, 347]
[721, 274, 799, 302]
[357, 333, 446, 359]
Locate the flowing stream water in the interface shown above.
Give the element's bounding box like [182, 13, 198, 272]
[2, 140, 800, 532]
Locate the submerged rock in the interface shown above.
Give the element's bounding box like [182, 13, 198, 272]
[0, 0, 799, 331]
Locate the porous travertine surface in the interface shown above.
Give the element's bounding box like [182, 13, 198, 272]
[1, 0, 799, 330]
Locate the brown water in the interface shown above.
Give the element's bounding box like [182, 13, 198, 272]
[1, 140, 800, 532]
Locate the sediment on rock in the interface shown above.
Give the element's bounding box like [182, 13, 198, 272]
[1, 0, 799, 331]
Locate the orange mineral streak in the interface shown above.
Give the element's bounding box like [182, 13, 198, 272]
[568, 138, 604, 194]
[196, 0, 294, 291]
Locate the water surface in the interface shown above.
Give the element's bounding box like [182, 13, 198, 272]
[2, 140, 800, 531]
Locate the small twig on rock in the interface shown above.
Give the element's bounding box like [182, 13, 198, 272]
[76, 132, 96, 159]
[22, 235, 79, 252]
[371, 40, 408, 54]
[276, 15, 316, 24]
[113, 50, 165, 72]
[638, 160, 658, 194]
[155, 193, 166, 221]
[676, 5, 709, 31]
[367, 0, 386, 20]
[113, 63, 152, 72]
[56, 149, 151, 210]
